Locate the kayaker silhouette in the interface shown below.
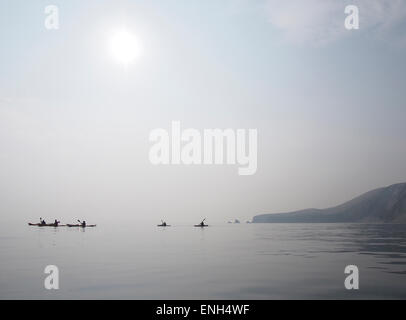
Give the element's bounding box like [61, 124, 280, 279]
[194, 219, 207, 227]
[54, 219, 60, 226]
[40, 218, 46, 225]
[76, 219, 87, 227]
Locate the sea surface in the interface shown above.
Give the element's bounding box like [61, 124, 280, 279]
[1, 222, 406, 299]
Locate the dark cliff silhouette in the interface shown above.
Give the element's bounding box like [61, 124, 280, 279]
[253, 183, 406, 223]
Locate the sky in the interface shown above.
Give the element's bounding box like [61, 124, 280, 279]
[1, 0, 406, 224]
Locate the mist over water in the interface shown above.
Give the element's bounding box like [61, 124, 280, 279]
[1, 222, 405, 299]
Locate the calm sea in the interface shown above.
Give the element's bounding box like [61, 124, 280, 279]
[1, 222, 406, 299]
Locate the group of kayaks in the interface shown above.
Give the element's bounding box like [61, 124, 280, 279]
[28, 219, 96, 228]
[29, 218, 208, 228]
[157, 219, 209, 228]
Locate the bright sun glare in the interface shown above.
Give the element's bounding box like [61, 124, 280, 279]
[109, 29, 142, 66]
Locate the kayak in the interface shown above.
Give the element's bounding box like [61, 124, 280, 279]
[194, 225, 209, 227]
[157, 224, 170, 227]
[67, 224, 96, 227]
[28, 223, 66, 227]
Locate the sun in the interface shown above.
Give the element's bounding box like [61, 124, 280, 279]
[109, 28, 142, 66]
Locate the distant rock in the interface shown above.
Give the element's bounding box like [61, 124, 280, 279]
[253, 183, 406, 223]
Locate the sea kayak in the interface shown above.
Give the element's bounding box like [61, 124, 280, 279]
[157, 224, 171, 227]
[67, 224, 96, 227]
[28, 223, 66, 227]
[194, 225, 209, 227]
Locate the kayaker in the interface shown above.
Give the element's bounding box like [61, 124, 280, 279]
[200, 221, 205, 227]
[81, 220, 86, 227]
[40, 218, 46, 225]
[54, 219, 60, 226]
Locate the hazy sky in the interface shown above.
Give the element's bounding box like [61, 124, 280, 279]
[1, 0, 406, 224]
